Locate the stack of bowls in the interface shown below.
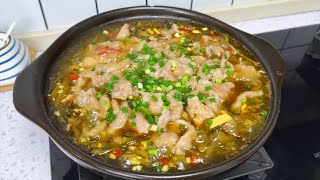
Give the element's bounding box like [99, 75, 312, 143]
[0, 32, 30, 86]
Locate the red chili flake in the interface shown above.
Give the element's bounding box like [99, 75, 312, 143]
[190, 156, 199, 165]
[69, 74, 79, 80]
[160, 157, 170, 165]
[178, 26, 196, 32]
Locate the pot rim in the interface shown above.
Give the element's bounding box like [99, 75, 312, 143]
[13, 6, 285, 180]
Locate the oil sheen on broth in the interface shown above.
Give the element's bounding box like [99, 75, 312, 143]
[49, 20, 271, 173]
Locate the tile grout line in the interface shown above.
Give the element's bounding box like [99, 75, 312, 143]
[38, 0, 48, 30]
[95, 0, 99, 14]
[280, 30, 291, 51]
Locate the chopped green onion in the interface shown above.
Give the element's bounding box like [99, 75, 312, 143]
[261, 109, 269, 118]
[249, 97, 255, 104]
[99, 71, 105, 75]
[182, 76, 189, 83]
[175, 82, 182, 87]
[151, 95, 158, 102]
[209, 98, 216, 102]
[127, 53, 139, 61]
[200, 47, 206, 54]
[226, 69, 233, 77]
[106, 109, 116, 122]
[96, 91, 103, 99]
[174, 91, 182, 101]
[159, 60, 165, 67]
[91, 67, 96, 71]
[104, 100, 110, 107]
[145, 111, 155, 124]
[171, 60, 177, 68]
[226, 65, 231, 69]
[207, 119, 213, 126]
[111, 75, 119, 84]
[188, 63, 194, 68]
[104, 83, 113, 91]
[196, 76, 201, 81]
[179, 124, 185, 130]
[170, 46, 175, 51]
[215, 78, 223, 84]
[102, 144, 109, 150]
[148, 148, 158, 156]
[122, 107, 129, 113]
[197, 93, 208, 102]
[224, 54, 228, 59]
[203, 64, 211, 75]
[205, 86, 212, 91]
[130, 113, 136, 119]
[162, 105, 169, 110]
[193, 47, 199, 51]
[130, 121, 136, 127]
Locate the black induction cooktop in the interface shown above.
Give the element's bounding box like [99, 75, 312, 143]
[50, 25, 320, 180]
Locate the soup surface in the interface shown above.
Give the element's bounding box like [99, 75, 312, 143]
[49, 20, 270, 173]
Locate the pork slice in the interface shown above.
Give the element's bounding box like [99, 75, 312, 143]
[201, 35, 212, 45]
[186, 96, 215, 127]
[157, 109, 171, 129]
[131, 112, 150, 134]
[172, 57, 194, 79]
[111, 80, 134, 100]
[116, 24, 130, 40]
[234, 64, 261, 80]
[82, 57, 98, 68]
[195, 79, 212, 93]
[107, 101, 130, 134]
[75, 88, 99, 110]
[161, 23, 179, 39]
[97, 41, 123, 50]
[185, 76, 198, 90]
[231, 90, 263, 111]
[167, 91, 183, 121]
[212, 82, 235, 99]
[153, 132, 179, 147]
[82, 121, 106, 137]
[173, 120, 196, 155]
[141, 92, 164, 115]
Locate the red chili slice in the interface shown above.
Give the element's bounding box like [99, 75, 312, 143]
[112, 148, 122, 158]
[226, 47, 233, 52]
[160, 157, 170, 165]
[190, 156, 199, 165]
[178, 26, 196, 32]
[69, 74, 79, 80]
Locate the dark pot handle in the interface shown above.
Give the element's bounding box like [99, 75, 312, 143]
[13, 55, 50, 132]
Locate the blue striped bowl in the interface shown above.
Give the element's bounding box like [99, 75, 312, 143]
[0, 33, 30, 86]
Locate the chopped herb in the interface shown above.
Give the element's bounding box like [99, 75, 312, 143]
[73, 69, 80, 74]
[200, 47, 206, 54]
[209, 97, 216, 102]
[91, 67, 96, 71]
[148, 147, 158, 156]
[261, 109, 269, 118]
[196, 76, 201, 81]
[226, 65, 231, 69]
[104, 83, 113, 91]
[226, 69, 233, 77]
[102, 144, 109, 150]
[130, 113, 136, 119]
[180, 124, 185, 130]
[111, 75, 119, 84]
[151, 95, 158, 102]
[188, 63, 194, 68]
[245, 84, 252, 89]
[122, 107, 129, 113]
[215, 78, 223, 84]
[159, 60, 165, 67]
[99, 71, 105, 75]
[203, 64, 211, 75]
[170, 46, 175, 51]
[193, 47, 199, 51]
[141, 44, 152, 55]
[96, 91, 103, 99]
[207, 119, 213, 126]
[197, 93, 209, 102]
[127, 53, 138, 61]
[182, 76, 189, 83]
[175, 82, 182, 87]
[145, 111, 155, 124]
[224, 54, 228, 59]
[241, 98, 247, 104]
[104, 100, 110, 107]
[248, 97, 255, 104]
[130, 121, 136, 127]
[174, 91, 182, 101]
[205, 86, 212, 91]
[154, 116, 159, 123]
[106, 108, 116, 122]
[158, 128, 164, 135]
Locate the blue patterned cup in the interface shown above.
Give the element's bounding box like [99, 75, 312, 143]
[0, 32, 30, 86]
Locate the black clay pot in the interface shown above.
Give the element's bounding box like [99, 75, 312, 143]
[13, 6, 285, 180]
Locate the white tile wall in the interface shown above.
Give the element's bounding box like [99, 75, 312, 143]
[192, 0, 232, 11]
[232, 0, 269, 6]
[148, 0, 192, 9]
[97, 0, 146, 13]
[0, 0, 46, 34]
[40, 0, 97, 29]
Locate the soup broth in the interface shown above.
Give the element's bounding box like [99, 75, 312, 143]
[48, 20, 271, 173]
